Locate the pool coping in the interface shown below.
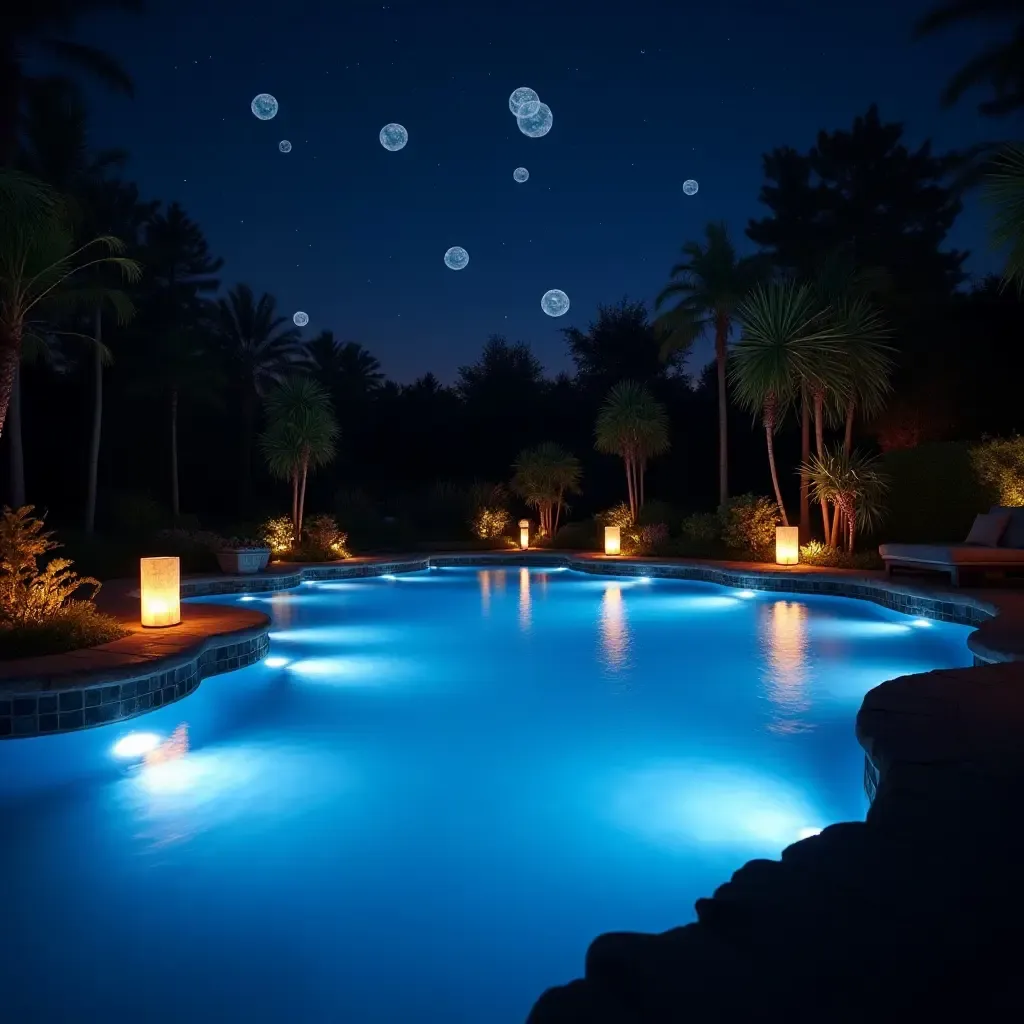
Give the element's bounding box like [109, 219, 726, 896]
[1, 551, 1019, 739]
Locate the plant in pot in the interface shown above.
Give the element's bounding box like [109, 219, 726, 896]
[215, 536, 271, 575]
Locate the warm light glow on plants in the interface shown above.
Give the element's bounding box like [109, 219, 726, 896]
[775, 527, 799, 566]
[140, 556, 180, 627]
[605, 526, 621, 556]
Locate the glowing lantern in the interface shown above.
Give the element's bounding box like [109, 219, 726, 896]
[519, 519, 530, 550]
[604, 526, 621, 556]
[775, 526, 799, 566]
[140, 556, 180, 627]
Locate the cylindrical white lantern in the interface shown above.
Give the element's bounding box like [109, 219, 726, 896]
[775, 526, 799, 566]
[604, 526, 621, 556]
[519, 519, 530, 550]
[140, 556, 181, 627]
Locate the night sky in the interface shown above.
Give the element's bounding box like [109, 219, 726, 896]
[73, 0, 993, 381]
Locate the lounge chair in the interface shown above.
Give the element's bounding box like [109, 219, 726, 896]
[879, 506, 1024, 586]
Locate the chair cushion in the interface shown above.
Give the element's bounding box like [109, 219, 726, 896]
[879, 543, 1024, 566]
[965, 512, 1010, 546]
[989, 506, 1024, 549]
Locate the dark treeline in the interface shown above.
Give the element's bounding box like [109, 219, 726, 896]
[3, 5, 1024, 552]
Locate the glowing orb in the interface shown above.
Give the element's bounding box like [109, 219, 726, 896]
[278, 140, 292, 153]
[683, 179, 699, 196]
[293, 311, 309, 327]
[508, 87, 540, 117]
[113, 732, 161, 759]
[541, 289, 570, 317]
[518, 103, 553, 138]
[251, 93, 278, 120]
[379, 123, 408, 151]
[444, 246, 470, 271]
[513, 166, 529, 183]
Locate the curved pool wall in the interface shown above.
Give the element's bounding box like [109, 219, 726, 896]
[0, 564, 975, 1023]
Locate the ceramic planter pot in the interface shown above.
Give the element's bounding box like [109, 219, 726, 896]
[216, 548, 271, 574]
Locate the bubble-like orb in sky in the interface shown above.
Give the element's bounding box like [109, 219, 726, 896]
[683, 179, 699, 196]
[518, 103, 553, 138]
[513, 166, 529, 183]
[251, 93, 278, 120]
[379, 123, 408, 151]
[444, 246, 470, 271]
[541, 289, 570, 317]
[293, 311, 309, 327]
[278, 140, 292, 153]
[509, 87, 541, 117]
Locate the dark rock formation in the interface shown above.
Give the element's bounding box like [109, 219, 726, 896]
[527, 663, 1024, 1022]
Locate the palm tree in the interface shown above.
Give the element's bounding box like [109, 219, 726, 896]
[308, 332, 383, 397]
[0, 193, 140, 440]
[730, 282, 845, 527]
[511, 443, 582, 537]
[656, 222, 767, 506]
[259, 376, 338, 542]
[916, 1, 1024, 116]
[594, 381, 670, 520]
[986, 143, 1024, 293]
[1, 2, 143, 164]
[802, 448, 888, 552]
[215, 283, 306, 504]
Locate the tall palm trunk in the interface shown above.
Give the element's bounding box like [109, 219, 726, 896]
[0, 333, 22, 440]
[812, 389, 832, 546]
[715, 315, 729, 507]
[297, 454, 310, 540]
[799, 382, 810, 542]
[554, 490, 563, 535]
[843, 398, 856, 455]
[85, 311, 104, 533]
[170, 388, 180, 520]
[8, 366, 25, 506]
[290, 470, 299, 543]
[624, 456, 636, 521]
[764, 401, 788, 527]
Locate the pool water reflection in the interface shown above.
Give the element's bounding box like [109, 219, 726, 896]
[0, 568, 973, 1023]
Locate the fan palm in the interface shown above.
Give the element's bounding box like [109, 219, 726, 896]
[915, 1, 1024, 116]
[730, 282, 845, 526]
[0, 194, 140, 439]
[801, 448, 888, 552]
[215, 283, 306, 502]
[259, 376, 338, 542]
[656, 222, 767, 505]
[595, 381, 670, 520]
[1, 2, 143, 163]
[511, 443, 582, 537]
[985, 143, 1024, 293]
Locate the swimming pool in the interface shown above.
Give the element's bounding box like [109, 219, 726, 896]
[0, 567, 973, 1022]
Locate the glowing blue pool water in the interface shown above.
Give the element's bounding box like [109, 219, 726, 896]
[0, 568, 973, 1022]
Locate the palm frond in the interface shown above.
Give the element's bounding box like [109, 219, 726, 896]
[985, 143, 1024, 292]
[35, 38, 136, 95]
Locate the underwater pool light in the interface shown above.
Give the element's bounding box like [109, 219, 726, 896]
[264, 656, 289, 668]
[381, 574, 398, 581]
[798, 826, 822, 840]
[112, 732, 162, 759]
[638, 576, 652, 583]
[736, 590, 757, 599]
[911, 618, 932, 628]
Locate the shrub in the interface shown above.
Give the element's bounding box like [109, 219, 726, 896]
[718, 494, 779, 559]
[551, 520, 598, 550]
[0, 604, 127, 660]
[637, 500, 677, 528]
[304, 514, 349, 559]
[971, 436, 1024, 507]
[468, 481, 511, 540]
[633, 522, 670, 555]
[0, 506, 129, 659]
[261, 515, 295, 553]
[103, 490, 167, 536]
[680, 512, 720, 544]
[879, 442, 993, 543]
[799, 541, 883, 570]
[596, 503, 635, 530]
